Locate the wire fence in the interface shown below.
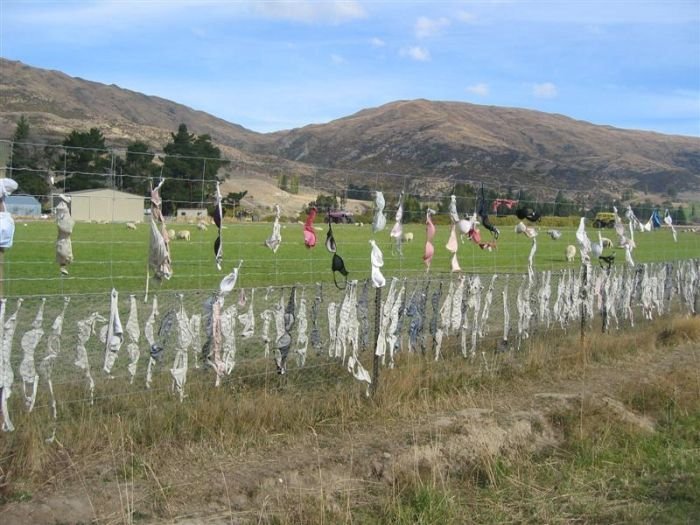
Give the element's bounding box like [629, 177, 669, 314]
[0, 140, 699, 434]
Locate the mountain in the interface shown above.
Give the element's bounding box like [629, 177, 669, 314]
[0, 58, 263, 151]
[2, 58, 699, 196]
[260, 99, 700, 193]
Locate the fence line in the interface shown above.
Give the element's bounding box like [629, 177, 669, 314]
[0, 259, 697, 435]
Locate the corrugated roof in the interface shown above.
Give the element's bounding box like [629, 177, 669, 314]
[6, 195, 41, 205]
[66, 188, 145, 198]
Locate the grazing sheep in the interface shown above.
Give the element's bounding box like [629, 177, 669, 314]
[401, 232, 414, 242]
[565, 245, 577, 262]
[197, 222, 208, 231]
[176, 230, 191, 241]
[547, 229, 562, 240]
[126, 222, 137, 230]
[167, 229, 176, 239]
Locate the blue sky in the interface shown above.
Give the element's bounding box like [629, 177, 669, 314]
[1, 0, 699, 136]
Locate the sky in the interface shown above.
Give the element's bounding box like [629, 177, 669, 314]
[1, 0, 699, 136]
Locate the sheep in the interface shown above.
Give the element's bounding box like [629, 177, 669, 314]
[565, 245, 577, 262]
[176, 230, 191, 241]
[197, 223, 208, 231]
[401, 232, 414, 242]
[126, 222, 137, 230]
[600, 236, 613, 248]
[167, 229, 176, 239]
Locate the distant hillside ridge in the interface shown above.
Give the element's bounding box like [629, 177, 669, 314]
[1, 58, 699, 195]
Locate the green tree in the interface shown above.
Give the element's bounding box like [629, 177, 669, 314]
[311, 194, 338, 211]
[114, 141, 156, 194]
[161, 124, 227, 215]
[9, 115, 51, 200]
[58, 128, 111, 191]
[675, 205, 688, 225]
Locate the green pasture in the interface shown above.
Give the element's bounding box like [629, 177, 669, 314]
[2, 219, 698, 297]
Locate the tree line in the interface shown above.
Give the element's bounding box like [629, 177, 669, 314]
[8, 117, 227, 215]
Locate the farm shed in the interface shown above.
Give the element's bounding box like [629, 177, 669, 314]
[67, 188, 145, 223]
[5, 194, 41, 217]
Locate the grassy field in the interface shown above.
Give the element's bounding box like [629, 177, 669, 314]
[3, 218, 698, 297]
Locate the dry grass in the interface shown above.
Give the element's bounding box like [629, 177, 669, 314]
[1, 315, 699, 524]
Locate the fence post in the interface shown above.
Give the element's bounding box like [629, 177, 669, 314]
[371, 286, 382, 397]
[580, 263, 588, 345]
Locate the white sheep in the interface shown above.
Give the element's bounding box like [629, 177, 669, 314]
[176, 230, 191, 241]
[401, 232, 414, 242]
[565, 245, 577, 262]
[126, 222, 137, 230]
[599, 236, 613, 248]
[197, 223, 208, 231]
[167, 229, 176, 239]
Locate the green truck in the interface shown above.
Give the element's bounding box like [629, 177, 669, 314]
[593, 212, 616, 228]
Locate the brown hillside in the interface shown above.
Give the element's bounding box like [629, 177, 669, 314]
[1, 58, 698, 196]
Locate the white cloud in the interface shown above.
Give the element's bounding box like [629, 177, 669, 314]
[533, 82, 558, 98]
[370, 37, 386, 47]
[415, 16, 450, 39]
[455, 11, 477, 23]
[400, 46, 431, 61]
[467, 83, 490, 96]
[331, 54, 346, 65]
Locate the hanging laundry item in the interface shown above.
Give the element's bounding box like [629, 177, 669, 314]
[527, 238, 537, 283]
[516, 207, 541, 222]
[303, 207, 318, 248]
[19, 298, 45, 412]
[385, 280, 405, 368]
[310, 283, 323, 353]
[170, 295, 192, 401]
[464, 223, 497, 252]
[295, 291, 308, 366]
[102, 289, 124, 375]
[334, 281, 358, 361]
[389, 192, 404, 255]
[221, 304, 237, 375]
[576, 217, 592, 264]
[38, 297, 69, 432]
[406, 281, 429, 355]
[547, 229, 562, 240]
[423, 208, 436, 270]
[434, 280, 454, 360]
[429, 282, 442, 354]
[448, 194, 460, 223]
[148, 179, 173, 282]
[189, 314, 202, 369]
[369, 239, 386, 288]
[478, 184, 500, 239]
[375, 278, 398, 360]
[648, 209, 662, 230]
[0, 178, 17, 250]
[326, 216, 349, 289]
[265, 203, 282, 253]
[515, 221, 537, 239]
[144, 296, 159, 387]
[372, 191, 386, 233]
[446, 225, 461, 272]
[0, 298, 22, 432]
[125, 295, 140, 383]
[237, 289, 255, 338]
[55, 194, 74, 274]
[356, 280, 370, 352]
[275, 287, 296, 374]
[327, 302, 338, 357]
[75, 311, 105, 405]
[213, 182, 224, 270]
[664, 209, 677, 242]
